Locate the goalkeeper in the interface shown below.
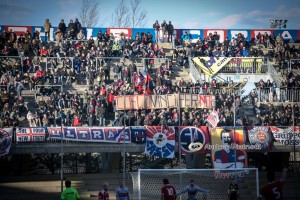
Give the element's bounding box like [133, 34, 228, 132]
[176, 179, 210, 200]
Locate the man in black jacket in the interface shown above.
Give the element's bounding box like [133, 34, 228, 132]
[58, 19, 67, 38]
[167, 21, 174, 43]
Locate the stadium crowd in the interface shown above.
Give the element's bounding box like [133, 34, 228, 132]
[0, 18, 300, 129]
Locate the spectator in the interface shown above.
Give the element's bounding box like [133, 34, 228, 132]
[54, 29, 63, 46]
[153, 20, 160, 42]
[161, 20, 167, 43]
[74, 18, 82, 37]
[77, 29, 85, 40]
[58, 19, 67, 38]
[43, 19, 52, 41]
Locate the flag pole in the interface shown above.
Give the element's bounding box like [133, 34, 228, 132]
[178, 93, 182, 169]
[122, 90, 126, 183]
[123, 126, 126, 183]
[60, 108, 64, 193]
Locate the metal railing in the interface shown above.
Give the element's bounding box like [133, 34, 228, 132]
[34, 84, 63, 100]
[45, 56, 74, 71]
[0, 56, 24, 73]
[267, 64, 282, 87]
[189, 57, 201, 82]
[95, 56, 170, 73]
[289, 59, 300, 72]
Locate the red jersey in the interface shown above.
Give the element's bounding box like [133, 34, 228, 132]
[98, 189, 109, 200]
[260, 180, 284, 200]
[161, 184, 176, 200]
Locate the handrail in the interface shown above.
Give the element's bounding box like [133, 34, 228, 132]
[268, 64, 281, 87]
[34, 84, 63, 101]
[188, 57, 201, 82]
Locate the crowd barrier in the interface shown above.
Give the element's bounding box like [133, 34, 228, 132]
[45, 57, 74, 71]
[267, 64, 282, 87]
[189, 57, 201, 82]
[35, 84, 63, 100]
[0, 56, 24, 73]
[288, 58, 300, 72]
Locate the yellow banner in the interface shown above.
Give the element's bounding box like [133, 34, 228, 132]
[193, 57, 264, 76]
[193, 57, 232, 77]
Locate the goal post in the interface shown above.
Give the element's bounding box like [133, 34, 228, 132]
[132, 168, 259, 200]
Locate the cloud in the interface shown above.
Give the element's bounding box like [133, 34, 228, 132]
[0, 0, 33, 25]
[203, 5, 300, 29]
[206, 12, 220, 17]
[181, 22, 200, 29]
[0, 0, 32, 12]
[210, 14, 243, 28]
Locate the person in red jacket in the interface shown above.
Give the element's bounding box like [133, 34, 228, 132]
[107, 90, 114, 112]
[73, 115, 81, 126]
[36, 66, 45, 83]
[40, 46, 48, 57]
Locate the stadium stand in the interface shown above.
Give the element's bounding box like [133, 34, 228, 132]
[1, 21, 300, 200]
[1, 26, 300, 129]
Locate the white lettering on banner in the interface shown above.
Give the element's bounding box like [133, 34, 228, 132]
[65, 130, 74, 138]
[109, 28, 129, 40]
[254, 30, 272, 37]
[33, 136, 44, 141]
[78, 130, 89, 138]
[18, 136, 29, 141]
[86, 28, 93, 39]
[49, 28, 54, 41]
[281, 31, 292, 40]
[18, 128, 27, 133]
[7, 26, 28, 32]
[49, 127, 130, 143]
[32, 128, 44, 133]
[107, 131, 115, 139]
[183, 30, 201, 43]
[50, 130, 61, 137]
[206, 30, 225, 42]
[231, 30, 248, 39]
[92, 130, 103, 139]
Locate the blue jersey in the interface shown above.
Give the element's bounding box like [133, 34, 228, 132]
[116, 186, 130, 200]
[177, 185, 209, 200]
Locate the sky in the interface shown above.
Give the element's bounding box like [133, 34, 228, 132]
[0, 0, 300, 29]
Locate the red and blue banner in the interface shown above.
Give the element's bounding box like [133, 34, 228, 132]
[16, 127, 46, 142]
[247, 126, 272, 150]
[130, 126, 146, 144]
[204, 29, 228, 43]
[145, 126, 175, 158]
[0, 128, 13, 157]
[1, 25, 300, 43]
[177, 29, 203, 43]
[48, 127, 131, 143]
[179, 126, 210, 154]
[210, 127, 248, 169]
[227, 29, 251, 42]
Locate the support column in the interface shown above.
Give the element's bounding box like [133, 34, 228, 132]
[101, 153, 121, 173]
[185, 154, 206, 168]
